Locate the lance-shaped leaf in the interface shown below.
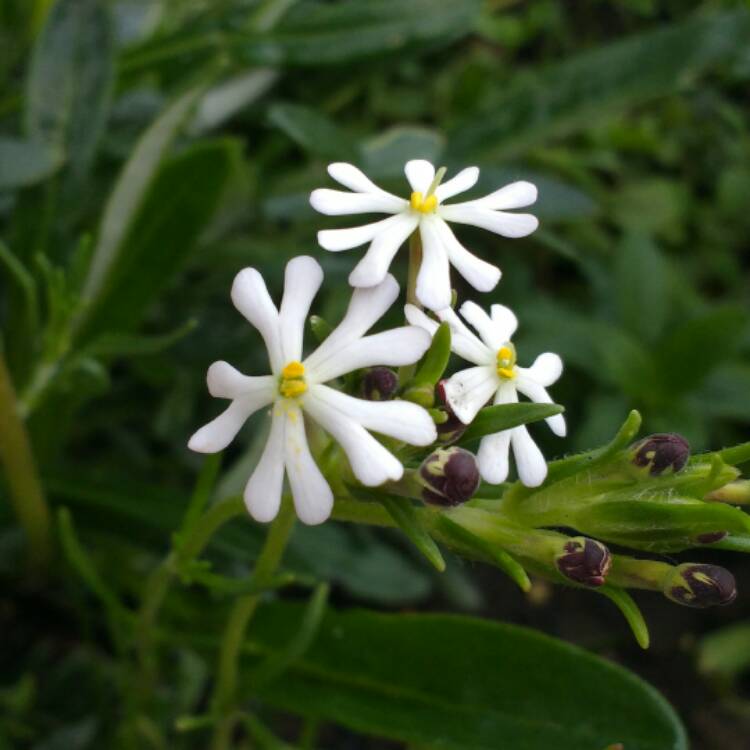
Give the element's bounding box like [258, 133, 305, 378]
[402, 322, 451, 407]
[458, 402, 564, 444]
[599, 585, 650, 650]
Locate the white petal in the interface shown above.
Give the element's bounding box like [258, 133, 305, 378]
[284, 405, 333, 525]
[310, 327, 430, 383]
[206, 363, 274, 400]
[310, 385, 436, 445]
[318, 214, 405, 251]
[522, 352, 563, 387]
[310, 188, 405, 216]
[434, 218, 501, 293]
[188, 399, 258, 453]
[478, 431, 511, 484]
[404, 159, 435, 194]
[490, 304, 519, 343]
[471, 181, 537, 210]
[279, 256, 323, 362]
[416, 217, 451, 311]
[435, 166, 479, 202]
[440, 205, 539, 238]
[304, 389, 404, 486]
[348, 213, 418, 287]
[244, 407, 285, 523]
[304, 275, 399, 374]
[327, 162, 389, 194]
[460, 301, 505, 350]
[404, 303, 439, 337]
[511, 426, 548, 487]
[437, 307, 493, 365]
[515, 374, 566, 437]
[443, 366, 500, 424]
[231, 268, 283, 373]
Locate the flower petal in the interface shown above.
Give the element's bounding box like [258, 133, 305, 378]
[309, 384, 436, 445]
[188, 397, 267, 453]
[478, 430, 511, 484]
[471, 181, 537, 210]
[310, 188, 406, 216]
[304, 275, 399, 375]
[327, 162, 391, 195]
[490, 304, 519, 343]
[460, 300, 505, 350]
[434, 218, 501, 293]
[244, 407, 286, 522]
[231, 267, 283, 373]
[443, 365, 500, 424]
[521, 352, 563, 387]
[317, 214, 405, 252]
[434, 306, 493, 365]
[405, 159, 435, 194]
[515, 374, 566, 437]
[279, 255, 323, 362]
[284, 405, 333, 525]
[511, 425, 548, 487]
[348, 212, 418, 287]
[304, 388, 404, 486]
[440, 205, 539, 238]
[309, 327, 430, 383]
[416, 217, 451, 311]
[435, 166, 479, 202]
[206, 362, 273, 400]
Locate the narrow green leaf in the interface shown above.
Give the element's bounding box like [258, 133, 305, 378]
[459, 402, 564, 444]
[716, 441, 750, 467]
[712, 535, 750, 554]
[0, 137, 60, 188]
[379, 495, 445, 572]
[361, 126, 445, 180]
[411, 322, 451, 387]
[25, 0, 114, 173]
[268, 103, 357, 160]
[83, 319, 198, 358]
[599, 586, 650, 650]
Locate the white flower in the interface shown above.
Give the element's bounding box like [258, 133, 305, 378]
[189, 256, 437, 525]
[405, 301, 565, 487]
[310, 160, 539, 312]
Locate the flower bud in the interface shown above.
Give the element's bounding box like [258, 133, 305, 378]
[360, 367, 398, 401]
[435, 380, 467, 443]
[419, 447, 480, 507]
[555, 537, 612, 587]
[630, 433, 690, 477]
[662, 563, 737, 608]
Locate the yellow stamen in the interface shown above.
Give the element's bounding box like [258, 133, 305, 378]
[281, 361, 305, 379]
[410, 191, 438, 214]
[279, 360, 307, 399]
[496, 343, 517, 380]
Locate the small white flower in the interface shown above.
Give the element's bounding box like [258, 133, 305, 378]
[405, 301, 565, 487]
[189, 256, 437, 525]
[310, 160, 539, 311]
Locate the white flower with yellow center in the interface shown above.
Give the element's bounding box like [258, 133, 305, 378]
[189, 256, 437, 525]
[405, 301, 565, 487]
[309, 160, 539, 311]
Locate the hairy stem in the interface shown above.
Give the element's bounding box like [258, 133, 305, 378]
[0, 350, 52, 571]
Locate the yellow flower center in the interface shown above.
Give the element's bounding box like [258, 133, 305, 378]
[279, 360, 307, 399]
[496, 344, 517, 380]
[410, 191, 438, 214]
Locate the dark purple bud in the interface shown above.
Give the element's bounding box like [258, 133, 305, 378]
[435, 380, 467, 443]
[630, 433, 690, 476]
[360, 367, 398, 401]
[419, 447, 480, 507]
[555, 537, 612, 587]
[663, 563, 737, 608]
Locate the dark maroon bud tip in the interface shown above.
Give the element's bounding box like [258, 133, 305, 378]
[555, 537, 612, 587]
[630, 433, 690, 476]
[361, 367, 398, 401]
[419, 447, 480, 507]
[695, 531, 728, 545]
[664, 564, 737, 608]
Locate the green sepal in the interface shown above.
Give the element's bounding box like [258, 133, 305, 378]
[458, 402, 564, 444]
[599, 586, 650, 649]
[309, 314, 333, 343]
[402, 322, 451, 407]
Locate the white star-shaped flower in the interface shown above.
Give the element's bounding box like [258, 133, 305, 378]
[189, 256, 437, 525]
[405, 301, 565, 487]
[310, 160, 539, 311]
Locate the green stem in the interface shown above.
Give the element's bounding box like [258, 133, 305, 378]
[0, 350, 52, 571]
[210, 498, 296, 750]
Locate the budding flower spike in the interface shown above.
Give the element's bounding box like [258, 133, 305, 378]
[310, 160, 539, 311]
[188, 256, 437, 525]
[406, 301, 565, 487]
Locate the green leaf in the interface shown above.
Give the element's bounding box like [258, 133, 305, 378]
[459, 402, 564, 444]
[0, 137, 60, 189]
[83, 320, 198, 358]
[243, 604, 688, 750]
[698, 623, 750, 680]
[451, 9, 750, 157]
[79, 140, 238, 337]
[25, 0, 114, 174]
[599, 586, 650, 650]
[379, 495, 445, 572]
[361, 126, 445, 180]
[268, 102, 357, 160]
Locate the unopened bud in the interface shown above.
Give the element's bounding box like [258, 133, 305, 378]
[663, 563, 737, 608]
[555, 537, 612, 587]
[435, 380, 467, 443]
[419, 447, 480, 507]
[630, 433, 690, 476]
[360, 367, 398, 401]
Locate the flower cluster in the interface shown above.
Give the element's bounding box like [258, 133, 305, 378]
[190, 160, 559, 525]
